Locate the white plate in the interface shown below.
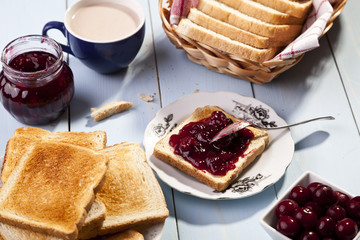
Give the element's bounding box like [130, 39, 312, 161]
[0, 156, 164, 240]
[143, 91, 295, 200]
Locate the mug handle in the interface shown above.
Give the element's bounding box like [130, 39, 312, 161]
[42, 21, 73, 55]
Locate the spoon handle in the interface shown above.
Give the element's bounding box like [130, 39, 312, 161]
[210, 116, 335, 143]
[262, 116, 335, 130]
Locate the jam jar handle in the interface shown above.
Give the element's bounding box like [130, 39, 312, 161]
[42, 21, 73, 55]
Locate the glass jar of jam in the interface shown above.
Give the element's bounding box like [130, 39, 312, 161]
[0, 35, 74, 125]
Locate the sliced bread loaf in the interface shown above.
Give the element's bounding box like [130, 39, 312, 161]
[252, 0, 313, 18]
[153, 105, 269, 192]
[197, 0, 303, 38]
[176, 18, 279, 62]
[187, 8, 293, 48]
[216, 0, 305, 25]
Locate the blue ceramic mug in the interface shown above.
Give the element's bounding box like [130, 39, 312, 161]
[42, 0, 145, 74]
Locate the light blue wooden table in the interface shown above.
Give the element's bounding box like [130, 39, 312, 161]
[0, 0, 359, 239]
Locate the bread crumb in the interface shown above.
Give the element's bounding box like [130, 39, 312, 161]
[91, 101, 133, 122]
[138, 93, 154, 102]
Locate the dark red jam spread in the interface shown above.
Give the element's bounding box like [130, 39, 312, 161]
[169, 111, 254, 176]
[0, 51, 74, 125]
[9, 51, 57, 72]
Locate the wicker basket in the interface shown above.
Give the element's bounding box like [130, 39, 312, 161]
[159, 0, 348, 84]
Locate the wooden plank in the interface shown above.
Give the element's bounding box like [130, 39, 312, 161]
[253, 36, 360, 197]
[151, 0, 254, 103]
[0, 0, 68, 158]
[174, 188, 277, 240]
[151, 3, 278, 239]
[327, 1, 360, 132]
[66, 0, 159, 144]
[65, 0, 178, 239]
[1, 0, 358, 240]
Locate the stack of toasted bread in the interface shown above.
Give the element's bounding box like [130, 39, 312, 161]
[175, 0, 313, 63]
[0, 127, 169, 240]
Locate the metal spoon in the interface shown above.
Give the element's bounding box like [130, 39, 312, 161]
[210, 116, 335, 143]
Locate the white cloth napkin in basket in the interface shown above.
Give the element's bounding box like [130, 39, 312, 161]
[268, 0, 334, 62]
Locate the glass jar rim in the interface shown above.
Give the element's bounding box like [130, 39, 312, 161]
[1, 35, 64, 79]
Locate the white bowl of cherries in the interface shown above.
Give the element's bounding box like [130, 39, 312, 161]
[261, 171, 360, 240]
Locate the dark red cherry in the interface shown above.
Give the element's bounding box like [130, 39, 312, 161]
[293, 207, 318, 230]
[307, 182, 323, 195]
[317, 216, 336, 237]
[298, 230, 320, 240]
[312, 185, 335, 206]
[353, 196, 360, 202]
[276, 216, 300, 238]
[333, 191, 350, 208]
[289, 185, 311, 206]
[275, 199, 299, 219]
[335, 218, 358, 240]
[326, 204, 347, 221]
[304, 201, 325, 217]
[347, 197, 360, 220]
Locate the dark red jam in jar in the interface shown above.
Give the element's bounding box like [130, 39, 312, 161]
[0, 35, 74, 125]
[169, 111, 254, 176]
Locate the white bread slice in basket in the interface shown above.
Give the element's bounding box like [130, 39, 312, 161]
[2, 127, 107, 184]
[216, 0, 305, 25]
[252, 0, 313, 19]
[176, 18, 279, 62]
[153, 105, 269, 192]
[0, 141, 109, 240]
[187, 8, 293, 49]
[197, 0, 303, 38]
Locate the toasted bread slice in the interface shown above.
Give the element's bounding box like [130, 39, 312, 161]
[217, 0, 305, 25]
[0, 142, 109, 240]
[197, 0, 303, 38]
[86, 143, 168, 237]
[153, 105, 269, 192]
[187, 8, 293, 49]
[176, 18, 279, 63]
[90, 101, 133, 122]
[252, 0, 313, 18]
[0, 199, 106, 240]
[78, 200, 106, 239]
[2, 127, 107, 184]
[0, 222, 60, 240]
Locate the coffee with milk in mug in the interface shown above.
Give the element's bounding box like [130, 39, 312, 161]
[69, 2, 139, 42]
[42, 0, 146, 73]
